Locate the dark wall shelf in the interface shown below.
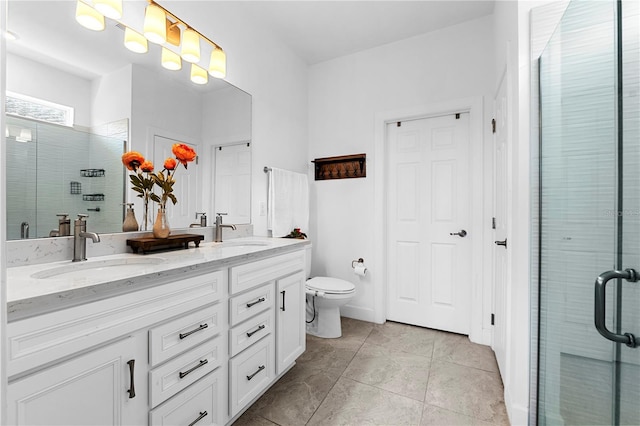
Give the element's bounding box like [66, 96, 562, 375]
[312, 153, 366, 180]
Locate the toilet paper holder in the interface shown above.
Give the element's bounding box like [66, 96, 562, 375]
[351, 258, 364, 268]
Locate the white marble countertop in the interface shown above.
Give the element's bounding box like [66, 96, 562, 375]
[7, 237, 310, 322]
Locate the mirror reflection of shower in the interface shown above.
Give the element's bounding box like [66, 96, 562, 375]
[5, 115, 126, 240]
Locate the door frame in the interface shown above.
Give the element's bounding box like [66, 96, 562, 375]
[373, 96, 490, 344]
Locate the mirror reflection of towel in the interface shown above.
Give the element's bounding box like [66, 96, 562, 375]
[267, 167, 309, 237]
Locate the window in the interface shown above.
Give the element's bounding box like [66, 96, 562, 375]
[5, 91, 74, 127]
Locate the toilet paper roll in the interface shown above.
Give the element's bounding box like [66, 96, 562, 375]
[354, 264, 367, 276]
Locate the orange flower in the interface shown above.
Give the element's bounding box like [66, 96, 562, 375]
[172, 143, 197, 167]
[164, 158, 177, 171]
[140, 160, 154, 173]
[122, 151, 145, 171]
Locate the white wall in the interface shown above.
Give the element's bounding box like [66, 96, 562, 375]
[202, 85, 252, 146]
[307, 16, 495, 326]
[6, 53, 92, 127]
[91, 64, 132, 131]
[165, 1, 309, 237]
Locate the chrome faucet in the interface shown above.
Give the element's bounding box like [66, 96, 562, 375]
[73, 214, 100, 262]
[190, 212, 207, 228]
[20, 222, 29, 239]
[214, 213, 236, 242]
[50, 214, 71, 237]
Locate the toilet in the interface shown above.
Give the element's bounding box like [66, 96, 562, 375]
[304, 246, 356, 338]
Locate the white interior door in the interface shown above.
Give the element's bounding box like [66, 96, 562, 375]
[492, 73, 509, 377]
[386, 113, 471, 335]
[214, 143, 251, 224]
[153, 135, 199, 229]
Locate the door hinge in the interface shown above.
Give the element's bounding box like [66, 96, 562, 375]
[455, 113, 460, 119]
[492, 217, 496, 229]
[492, 118, 496, 134]
[491, 313, 495, 325]
[196, 155, 199, 165]
[397, 122, 401, 127]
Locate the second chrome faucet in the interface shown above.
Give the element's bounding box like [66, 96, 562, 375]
[214, 213, 236, 242]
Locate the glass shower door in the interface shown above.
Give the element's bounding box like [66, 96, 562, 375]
[538, 0, 640, 424]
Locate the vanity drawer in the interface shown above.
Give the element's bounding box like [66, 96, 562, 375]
[229, 334, 275, 417]
[230, 250, 305, 295]
[229, 283, 274, 326]
[149, 303, 223, 367]
[149, 336, 222, 408]
[149, 369, 222, 426]
[229, 309, 274, 357]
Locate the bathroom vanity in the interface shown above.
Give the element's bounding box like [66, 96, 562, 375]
[5, 237, 309, 425]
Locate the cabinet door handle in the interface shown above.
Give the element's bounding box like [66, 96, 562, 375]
[281, 290, 286, 311]
[187, 411, 208, 426]
[179, 323, 209, 340]
[246, 365, 265, 381]
[179, 359, 208, 379]
[246, 324, 266, 338]
[126, 359, 136, 398]
[246, 297, 266, 308]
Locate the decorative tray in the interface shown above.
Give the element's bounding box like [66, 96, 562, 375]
[126, 233, 204, 254]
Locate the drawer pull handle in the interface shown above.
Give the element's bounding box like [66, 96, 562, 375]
[179, 359, 208, 379]
[246, 324, 266, 338]
[188, 411, 208, 426]
[179, 323, 209, 340]
[281, 290, 286, 311]
[246, 365, 266, 381]
[126, 359, 136, 398]
[246, 297, 266, 308]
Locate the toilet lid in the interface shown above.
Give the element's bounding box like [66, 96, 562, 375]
[306, 277, 355, 294]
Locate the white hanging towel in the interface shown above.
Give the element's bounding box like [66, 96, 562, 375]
[267, 167, 309, 237]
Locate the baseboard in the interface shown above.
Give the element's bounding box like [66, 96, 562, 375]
[340, 305, 377, 323]
[504, 387, 530, 426]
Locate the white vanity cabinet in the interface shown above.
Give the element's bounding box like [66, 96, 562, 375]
[6, 241, 309, 426]
[7, 334, 147, 425]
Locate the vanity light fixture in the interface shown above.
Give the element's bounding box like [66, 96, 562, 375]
[208, 47, 226, 79]
[143, 2, 166, 44]
[181, 28, 201, 63]
[190, 63, 208, 85]
[161, 47, 182, 70]
[124, 27, 148, 54]
[75, 0, 105, 31]
[94, 0, 122, 20]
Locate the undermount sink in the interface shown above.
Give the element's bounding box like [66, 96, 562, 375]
[31, 256, 166, 280]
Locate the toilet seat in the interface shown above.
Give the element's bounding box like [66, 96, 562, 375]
[306, 277, 355, 295]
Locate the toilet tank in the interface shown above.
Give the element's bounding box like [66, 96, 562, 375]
[304, 244, 312, 279]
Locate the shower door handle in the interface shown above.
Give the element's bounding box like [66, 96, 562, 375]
[594, 269, 639, 348]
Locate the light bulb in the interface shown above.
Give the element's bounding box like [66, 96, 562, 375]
[143, 3, 166, 44]
[190, 64, 208, 85]
[161, 47, 182, 71]
[75, 0, 105, 31]
[124, 27, 148, 54]
[181, 28, 200, 63]
[208, 47, 226, 79]
[94, 0, 122, 20]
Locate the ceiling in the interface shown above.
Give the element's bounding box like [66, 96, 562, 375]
[232, 1, 496, 65]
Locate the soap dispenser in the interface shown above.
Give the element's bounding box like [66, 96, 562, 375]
[122, 203, 139, 232]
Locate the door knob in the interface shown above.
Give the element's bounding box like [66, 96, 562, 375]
[450, 230, 467, 237]
[495, 239, 507, 248]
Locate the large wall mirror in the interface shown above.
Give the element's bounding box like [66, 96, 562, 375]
[5, 0, 252, 240]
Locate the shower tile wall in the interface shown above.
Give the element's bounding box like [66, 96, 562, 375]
[6, 116, 124, 239]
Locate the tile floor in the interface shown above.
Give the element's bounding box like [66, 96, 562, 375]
[234, 318, 510, 426]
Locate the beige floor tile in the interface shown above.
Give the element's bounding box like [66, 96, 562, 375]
[425, 360, 508, 424]
[249, 362, 340, 426]
[307, 377, 423, 426]
[420, 404, 502, 425]
[365, 321, 440, 357]
[343, 342, 431, 401]
[340, 317, 375, 344]
[232, 411, 279, 426]
[298, 335, 360, 377]
[433, 332, 499, 373]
